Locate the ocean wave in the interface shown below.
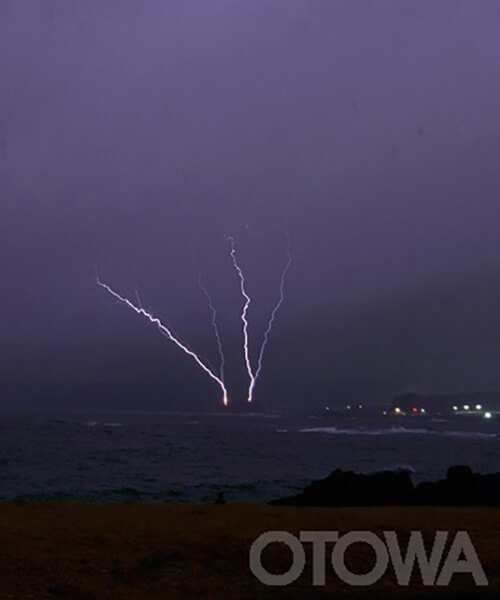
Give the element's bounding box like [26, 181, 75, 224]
[80, 421, 123, 427]
[299, 426, 498, 439]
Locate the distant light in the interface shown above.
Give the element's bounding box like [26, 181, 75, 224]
[484, 411, 492, 419]
[383, 410, 387, 415]
[412, 407, 418, 414]
[453, 405, 458, 411]
[358, 404, 363, 409]
[463, 404, 470, 411]
[394, 407, 401, 414]
[420, 408, 426, 414]
[346, 405, 351, 410]
[325, 406, 330, 411]
[475, 404, 482, 410]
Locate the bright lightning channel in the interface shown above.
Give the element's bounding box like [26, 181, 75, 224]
[227, 228, 291, 403]
[250, 228, 292, 402]
[226, 234, 256, 401]
[96, 275, 229, 406]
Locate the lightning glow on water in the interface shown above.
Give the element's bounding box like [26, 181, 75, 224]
[96, 275, 229, 405]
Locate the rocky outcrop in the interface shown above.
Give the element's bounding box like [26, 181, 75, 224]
[270, 466, 500, 506]
[415, 465, 500, 505]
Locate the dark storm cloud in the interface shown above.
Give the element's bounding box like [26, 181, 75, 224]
[1, 1, 500, 409]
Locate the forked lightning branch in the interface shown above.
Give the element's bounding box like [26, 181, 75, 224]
[96, 228, 291, 405]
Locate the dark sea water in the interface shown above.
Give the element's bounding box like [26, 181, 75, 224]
[1, 410, 499, 503]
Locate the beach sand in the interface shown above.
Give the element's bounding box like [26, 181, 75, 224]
[0, 501, 498, 599]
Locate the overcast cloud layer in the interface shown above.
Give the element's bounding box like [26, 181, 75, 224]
[2, 1, 500, 409]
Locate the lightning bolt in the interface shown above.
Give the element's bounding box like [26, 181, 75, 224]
[226, 233, 256, 402]
[192, 252, 225, 382]
[227, 225, 291, 403]
[96, 274, 229, 406]
[251, 228, 292, 401]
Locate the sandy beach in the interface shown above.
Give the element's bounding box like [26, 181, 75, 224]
[0, 501, 498, 599]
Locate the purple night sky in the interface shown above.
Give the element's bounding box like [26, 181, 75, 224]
[2, 1, 500, 409]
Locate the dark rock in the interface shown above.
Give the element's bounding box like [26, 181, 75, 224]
[270, 468, 414, 506]
[415, 465, 500, 506]
[271, 466, 500, 506]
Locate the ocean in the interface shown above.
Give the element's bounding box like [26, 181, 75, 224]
[1, 410, 499, 503]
